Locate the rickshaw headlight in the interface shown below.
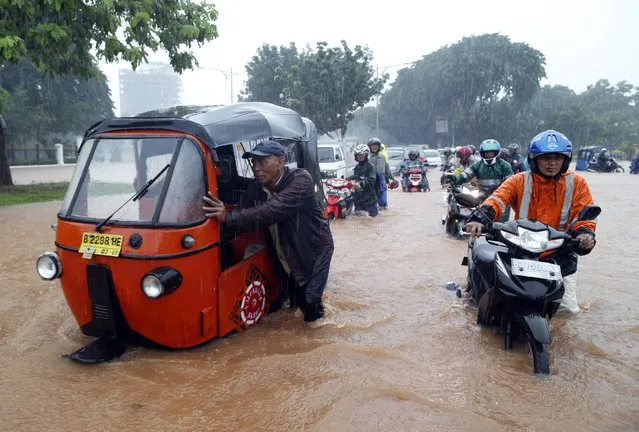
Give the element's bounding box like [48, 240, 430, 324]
[141, 267, 182, 299]
[142, 275, 164, 299]
[36, 252, 62, 280]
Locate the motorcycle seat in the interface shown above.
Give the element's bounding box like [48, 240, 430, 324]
[472, 236, 508, 265]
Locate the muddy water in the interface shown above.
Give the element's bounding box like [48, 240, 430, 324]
[1, 170, 637, 432]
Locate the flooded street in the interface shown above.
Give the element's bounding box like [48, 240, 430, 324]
[1, 170, 637, 432]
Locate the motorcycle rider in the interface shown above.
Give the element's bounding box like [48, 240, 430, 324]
[446, 139, 513, 221]
[597, 148, 611, 171]
[400, 149, 430, 191]
[465, 130, 597, 313]
[455, 146, 480, 170]
[441, 147, 454, 171]
[367, 137, 395, 210]
[507, 143, 525, 173]
[347, 144, 379, 217]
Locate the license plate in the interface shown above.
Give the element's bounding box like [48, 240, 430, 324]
[511, 258, 562, 280]
[410, 175, 421, 180]
[79, 232, 124, 257]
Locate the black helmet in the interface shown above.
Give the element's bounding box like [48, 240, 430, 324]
[408, 149, 419, 159]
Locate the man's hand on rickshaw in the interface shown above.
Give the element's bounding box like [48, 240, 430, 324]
[351, 181, 361, 190]
[203, 191, 227, 222]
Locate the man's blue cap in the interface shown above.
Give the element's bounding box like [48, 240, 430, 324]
[242, 140, 286, 159]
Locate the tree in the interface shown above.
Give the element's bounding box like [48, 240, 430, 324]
[347, 106, 399, 145]
[242, 40, 385, 136]
[0, 0, 219, 77]
[0, 113, 9, 185]
[0, 60, 114, 184]
[240, 43, 300, 105]
[0, 0, 217, 184]
[380, 34, 546, 145]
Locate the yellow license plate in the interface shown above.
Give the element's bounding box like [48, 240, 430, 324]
[78, 232, 124, 257]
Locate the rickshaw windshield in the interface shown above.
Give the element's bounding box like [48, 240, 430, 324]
[59, 136, 206, 225]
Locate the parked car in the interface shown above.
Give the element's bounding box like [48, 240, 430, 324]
[423, 149, 441, 168]
[387, 147, 405, 175]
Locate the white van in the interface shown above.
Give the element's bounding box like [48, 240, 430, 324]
[318, 143, 355, 179]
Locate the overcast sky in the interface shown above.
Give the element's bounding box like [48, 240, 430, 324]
[101, 0, 639, 115]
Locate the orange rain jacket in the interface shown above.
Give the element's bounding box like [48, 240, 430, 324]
[484, 170, 596, 235]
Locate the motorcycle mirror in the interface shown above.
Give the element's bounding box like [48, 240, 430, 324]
[576, 205, 601, 222]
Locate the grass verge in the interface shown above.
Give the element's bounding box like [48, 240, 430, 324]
[0, 182, 69, 207]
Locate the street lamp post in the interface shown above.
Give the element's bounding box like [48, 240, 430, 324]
[197, 66, 237, 103]
[375, 62, 416, 137]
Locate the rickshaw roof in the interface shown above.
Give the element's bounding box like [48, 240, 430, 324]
[84, 102, 311, 148]
[579, 146, 605, 152]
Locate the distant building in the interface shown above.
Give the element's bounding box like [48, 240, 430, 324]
[119, 63, 182, 116]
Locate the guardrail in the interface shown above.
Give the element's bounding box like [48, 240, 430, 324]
[6, 144, 78, 166]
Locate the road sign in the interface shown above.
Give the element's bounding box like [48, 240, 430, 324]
[435, 119, 448, 134]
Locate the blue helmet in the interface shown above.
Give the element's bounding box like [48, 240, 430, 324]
[479, 139, 501, 166]
[528, 130, 573, 175]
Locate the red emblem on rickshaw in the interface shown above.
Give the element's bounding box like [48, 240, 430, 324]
[240, 280, 266, 326]
[230, 264, 270, 327]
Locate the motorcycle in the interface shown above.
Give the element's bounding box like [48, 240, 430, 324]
[402, 167, 429, 192]
[587, 157, 625, 173]
[458, 205, 601, 374]
[442, 184, 483, 239]
[324, 177, 354, 219]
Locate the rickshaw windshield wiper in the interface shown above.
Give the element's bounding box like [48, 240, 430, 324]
[95, 163, 170, 232]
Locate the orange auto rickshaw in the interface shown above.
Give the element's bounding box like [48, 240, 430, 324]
[35, 102, 326, 363]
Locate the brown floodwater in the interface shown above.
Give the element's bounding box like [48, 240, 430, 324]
[1, 170, 637, 431]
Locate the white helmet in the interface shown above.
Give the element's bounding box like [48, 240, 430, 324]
[354, 144, 370, 157]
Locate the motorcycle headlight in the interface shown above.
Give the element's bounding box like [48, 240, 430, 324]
[36, 251, 62, 280]
[322, 170, 337, 179]
[501, 228, 564, 253]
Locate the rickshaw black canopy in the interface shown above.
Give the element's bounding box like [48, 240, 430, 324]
[82, 102, 327, 205]
[83, 102, 310, 149]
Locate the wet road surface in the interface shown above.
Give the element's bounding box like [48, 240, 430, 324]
[0, 169, 637, 431]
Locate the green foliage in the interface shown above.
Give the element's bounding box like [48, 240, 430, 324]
[505, 81, 638, 153]
[241, 40, 385, 136]
[0, 0, 219, 77]
[376, 33, 637, 152]
[0, 88, 8, 112]
[0, 182, 68, 206]
[0, 59, 114, 147]
[381, 33, 546, 144]
[241, 43, 300, 105]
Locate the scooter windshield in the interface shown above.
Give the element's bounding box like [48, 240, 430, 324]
[59, 136, 206, 225]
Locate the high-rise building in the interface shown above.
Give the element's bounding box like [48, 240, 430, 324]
[119, 63, 182, 116]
